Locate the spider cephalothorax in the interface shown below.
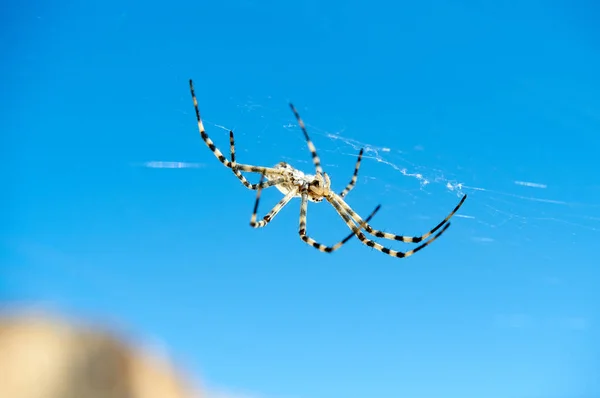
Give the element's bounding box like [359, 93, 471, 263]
[189, 79, 467, 258]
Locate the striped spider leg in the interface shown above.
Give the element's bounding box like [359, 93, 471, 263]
[339, 148, 364, 198]
[189, 79, 283, 190]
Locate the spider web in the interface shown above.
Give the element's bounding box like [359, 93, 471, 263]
[293, 125, 599, 250]
[142, 96, 600, 249]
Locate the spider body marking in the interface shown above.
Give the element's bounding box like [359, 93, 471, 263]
[189, 79, 467, 258]
[267, 162, 330, 203]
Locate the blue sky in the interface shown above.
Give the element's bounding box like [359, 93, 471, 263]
[2, 0, 600, 397]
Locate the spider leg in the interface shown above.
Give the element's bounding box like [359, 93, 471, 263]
[298, 190, 381, 253]
[289, 103, 324, 175]
[333, 192, 467, 243]
[339, 148, 364, 198]
[327, 195, 451, 258]
[250, 173, 297, 228]
[189, 79, 233, 168]
[229, 131, 280, 190]
[189, 79, 282, 186]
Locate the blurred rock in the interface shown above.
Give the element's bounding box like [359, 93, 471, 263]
[0, 312, 202, 398]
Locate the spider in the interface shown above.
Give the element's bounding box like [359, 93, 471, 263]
[189, 79, 467, 258]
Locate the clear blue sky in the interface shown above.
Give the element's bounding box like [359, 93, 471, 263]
[2, 0, 599, 397]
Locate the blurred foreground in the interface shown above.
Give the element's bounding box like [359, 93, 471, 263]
[0, 311, 203, 398]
